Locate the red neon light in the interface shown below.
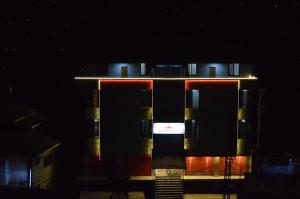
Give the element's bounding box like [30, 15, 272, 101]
[185, 80, 239, 90]
[100, 80, 153, 89]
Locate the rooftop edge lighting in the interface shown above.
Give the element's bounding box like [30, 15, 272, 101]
[75, 77, 257, 80]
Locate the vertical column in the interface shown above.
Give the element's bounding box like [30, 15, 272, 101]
[84, 86, 100, 176]
[245, 156, 252, 173]
[87, 89, 100, 159]
[237, 87, 247, 155]
[213, 156, 220, 176]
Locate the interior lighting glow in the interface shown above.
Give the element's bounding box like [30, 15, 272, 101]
[185, 79, 240, 90]
[153, 123, 185, 134]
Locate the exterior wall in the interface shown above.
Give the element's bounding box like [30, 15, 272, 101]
[0, 159, 8, 185]
[108, 63, 141, 77]
[197, 63, 228, 77]
[100, 80, 153, 176]
[239, 63, 255, 77]
[261, 158, 296, 175]
[238, 81, 258, 156]
[262, 164, 294, 175]
[186, 156, 251, 175]
[31, 149, 58, 189]
[185, 80, 239, 156]
[86, 89, 100, 161]
[5, 156, 30, 187]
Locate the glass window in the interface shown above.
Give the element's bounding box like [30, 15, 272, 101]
[242, 90, 248, 107]
[229, 63, 240, 76]
[141, 120, 152, 138]
[141, 63, 146, 76]
[155, 64, 183, 77]
[188, 63, 197, 76]
[186, 90, 199, 108]
[94, 119, 100, 137]
[192, 90, 199, 108]
[185, 120, 198, 139]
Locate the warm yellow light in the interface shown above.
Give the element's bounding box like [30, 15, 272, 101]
[75, 77, 258, 80]
[184, 138, 190, 150]
[248, 75, 257, 79]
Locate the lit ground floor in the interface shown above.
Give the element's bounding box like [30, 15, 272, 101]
[80, 192, 237, 199]
[85, 155, 251, 177]
[81, 154, 249, 198]
[77, 175, 244, 198]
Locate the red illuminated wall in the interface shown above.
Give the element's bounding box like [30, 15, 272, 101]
[186, 156, 250, 175]
[100, 80, 153, 90]
[186, 157, 214, 174]
[185, 80, 239, 90]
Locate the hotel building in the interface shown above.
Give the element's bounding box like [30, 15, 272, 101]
[76, 62, 258, 197]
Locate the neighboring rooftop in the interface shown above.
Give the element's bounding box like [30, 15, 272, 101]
[0, 103, 60, 157]
[0, 103, 38, 127]
[0, 129, 60, 157]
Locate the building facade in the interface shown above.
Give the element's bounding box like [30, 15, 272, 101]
[76, 62, 258, 178]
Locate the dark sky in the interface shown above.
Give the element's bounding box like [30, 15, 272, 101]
[1, 1, 300, 154]
[1, 1, 300, 62]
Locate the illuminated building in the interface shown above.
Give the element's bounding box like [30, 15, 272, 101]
[0, 103, 60, 189]
[76, 62, 258, 196]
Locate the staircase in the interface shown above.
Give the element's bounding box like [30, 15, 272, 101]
[154, 176, 183, 199]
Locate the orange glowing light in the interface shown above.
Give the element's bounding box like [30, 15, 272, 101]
[185, 80, 240, 90]
[100, 80, 153, 89]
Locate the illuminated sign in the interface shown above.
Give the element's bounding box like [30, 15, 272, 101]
[153, 123, 185, 134]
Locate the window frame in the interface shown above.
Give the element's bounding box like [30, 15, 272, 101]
[228, 63, 240, 76]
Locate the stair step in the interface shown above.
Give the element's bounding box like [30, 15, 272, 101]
[155, 190, 182, 192]
[155, 184, 182, 186]
[156, 180, 181, 182]
[155, 195, 183, 197]
[154, 176, 183, 199]
[155, 183, 182, 185]
[155, 187, 182, 189]
[155, 192, 182, 194]
[155, 188, 182, 190]
[155, 183, 181, 185]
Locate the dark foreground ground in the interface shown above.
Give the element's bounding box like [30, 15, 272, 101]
[1, 174, 300, 199]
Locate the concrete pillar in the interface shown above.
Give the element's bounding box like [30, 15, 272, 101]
[213, 157, 220, 176]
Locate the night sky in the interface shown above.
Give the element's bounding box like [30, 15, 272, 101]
[1, 1, 300, 155]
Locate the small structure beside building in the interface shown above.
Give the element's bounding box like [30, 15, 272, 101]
[0, 103, 60, 189]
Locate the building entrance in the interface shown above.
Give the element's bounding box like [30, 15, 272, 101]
[154, 169, 184, 177]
